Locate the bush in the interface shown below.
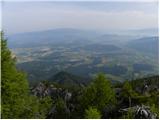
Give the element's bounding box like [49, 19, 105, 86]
[85, 107, 101, 119]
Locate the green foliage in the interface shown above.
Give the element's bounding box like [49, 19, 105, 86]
[149, 89, 159, 105]
[19, 96, 41, 118]
[121, 80, 138, 107]
[121, 109, 134, 119]
[53, 98, 70, 119]
[1, 32, 30, 118]
[1, 33, 53, 118]
[85, 107, 101, 119]
[122, 80, 133, 97]
[150, 104, 159, 117]
[146, 90, 159, 117]
[126, 109, 134, 119]
[49, 71, 88, 87]
[131, 76, 159, 91]
[16, 96, 53, 119]
[42, 80, 51, 88]
[81, 73, 116, 111]
[38, 96, 53, 118]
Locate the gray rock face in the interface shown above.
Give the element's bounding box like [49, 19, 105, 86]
[64, 90, 72, 102]
[119, 105, 157, 119]
[32, 82, 74, 118]
[31, 82, 72, 101]
[135, 105, 157, 119]
[31, 82, 48, 97]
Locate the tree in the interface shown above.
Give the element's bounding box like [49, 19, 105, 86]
[150, 104, 158, 118]
[1, 32, 31, 118]
[37, 96, 53, 118]
[85, 107, 101, 119]
[121, 80, 136, 107]
[81, 73, 116, 111]
[1, 32, 52, 118]
[51, 98, 70, 119]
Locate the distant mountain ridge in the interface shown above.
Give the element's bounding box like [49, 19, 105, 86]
[7, 28, 139, 48]
[8, 28, 98, 48]
[126, 36, 159, 55]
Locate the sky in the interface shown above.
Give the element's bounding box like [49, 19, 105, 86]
[1, 0, 159, 35]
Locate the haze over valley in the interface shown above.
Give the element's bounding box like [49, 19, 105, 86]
[7, 28, 158, 85]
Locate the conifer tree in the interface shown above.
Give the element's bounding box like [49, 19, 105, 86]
[1, 32, 31, 118]
[81, 73, 116, 111]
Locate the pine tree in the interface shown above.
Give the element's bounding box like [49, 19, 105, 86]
[1, 32, 31, 118]
[121, 80, 136, 107]
[81, 73, 116, 111]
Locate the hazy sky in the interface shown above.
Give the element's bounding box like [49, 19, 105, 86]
[1, 0, 159, 35]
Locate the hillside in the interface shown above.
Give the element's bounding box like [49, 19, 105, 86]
[49, 71, 90, 86]
[8, 28, 98, 48]
[31, 74, 159, 119]
[126, 37, 159, 56]
[82, 44, 121, 52]
[130, 75, 159, 91]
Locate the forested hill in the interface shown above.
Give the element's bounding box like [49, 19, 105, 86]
[130, 75, 159, 89]
[49, 71, 90, 86]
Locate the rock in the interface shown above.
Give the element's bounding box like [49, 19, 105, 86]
[119, 105, 157, 119]
[64, 92, 72, 102]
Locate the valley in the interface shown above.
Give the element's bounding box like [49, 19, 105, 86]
[8, 29, 158, 84]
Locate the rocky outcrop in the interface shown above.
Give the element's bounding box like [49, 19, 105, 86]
[119, 105, 157, 119]
[31, 82, 72, 101]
